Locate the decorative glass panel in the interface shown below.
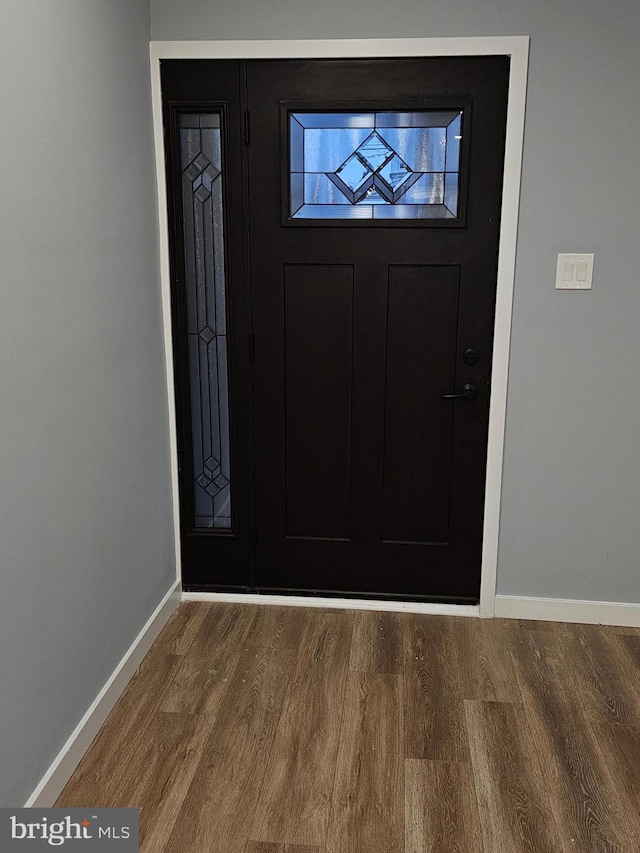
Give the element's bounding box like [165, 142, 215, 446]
[179, 113, 231, 529]
[289, 111, 463, 220]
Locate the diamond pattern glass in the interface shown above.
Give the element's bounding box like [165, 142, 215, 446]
[179, 113, 231, 529]
[378, 155, 412, 192]
[336, 154, 371, 192]
[290, 111, 463, 220]
[356, 132, 394, 171]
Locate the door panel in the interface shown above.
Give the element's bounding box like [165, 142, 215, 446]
[285, 264, 354, 540]
[382, 265, 460, 545]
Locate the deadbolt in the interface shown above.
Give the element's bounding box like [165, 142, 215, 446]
[462, 348, 480, 366]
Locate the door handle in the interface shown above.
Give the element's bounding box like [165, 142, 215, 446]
[442, 383, 478, 402]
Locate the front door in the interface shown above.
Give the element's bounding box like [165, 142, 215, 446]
[162, 56, 509, 603]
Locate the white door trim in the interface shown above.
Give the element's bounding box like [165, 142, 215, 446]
[182, 590, 479, 617]
[150, 37, 530, 618]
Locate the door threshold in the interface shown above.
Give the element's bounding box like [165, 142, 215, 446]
[181, 589, 480, 617]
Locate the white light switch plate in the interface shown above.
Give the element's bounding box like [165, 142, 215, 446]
[555, 253, 594, 290]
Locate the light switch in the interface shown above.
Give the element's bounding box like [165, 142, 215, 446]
[556, 253, 594, 290]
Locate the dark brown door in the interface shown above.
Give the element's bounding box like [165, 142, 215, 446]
[161, 57, 509, 602]
[248, 58, 508, 602]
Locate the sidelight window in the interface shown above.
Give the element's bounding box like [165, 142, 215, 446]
[178, 113, 232, 529]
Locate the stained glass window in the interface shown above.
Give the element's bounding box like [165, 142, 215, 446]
[289, 111, 463, 220]
[179, 113, 231, 529]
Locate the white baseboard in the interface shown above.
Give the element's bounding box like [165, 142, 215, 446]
[24, 580, 181, 808]
[495, 594, 640, 627]
[182, 590, 479, 617]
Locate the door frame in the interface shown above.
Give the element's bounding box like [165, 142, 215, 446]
[150, 37, 530, 618]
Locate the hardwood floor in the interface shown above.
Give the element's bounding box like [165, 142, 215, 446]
[57, 603, 640, 852]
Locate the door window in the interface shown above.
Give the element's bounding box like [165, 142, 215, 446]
[178, 113, 232, 529]
[289, 110, 462, 220]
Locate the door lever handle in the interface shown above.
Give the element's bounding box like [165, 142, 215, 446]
[442, 383, 478, 402]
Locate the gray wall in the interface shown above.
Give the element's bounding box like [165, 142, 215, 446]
[0, 1, 175, 805]
[151, 0, 640, 604]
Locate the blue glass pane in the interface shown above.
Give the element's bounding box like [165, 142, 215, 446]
[294, 112, 375, 129]
[357, 133, 394, 171]
[301, 127, 371, 172]
[291, 173, 304, 214]
[373, 204, 455, 219]
[399, 173, 445, 205]
[335, 153, 371, 192]
[293, 204, 373, 219]
[378, 155, 412, 191]
[356, 187, 390, 205]
[375, 111, 458, 128]
[290, 116, 304, 172]
[179, 113, 232, 530]
[289, 110, 463, 220]
[304, 173, 351, 204]
[444, 172, 459, 217]
[376, 127, 446, 172]
[446, 113, 462, 173]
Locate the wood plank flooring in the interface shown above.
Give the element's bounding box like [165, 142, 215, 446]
[57, 603, 640, 852]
